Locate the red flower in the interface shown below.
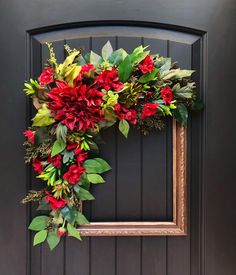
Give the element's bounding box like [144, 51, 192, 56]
[45, 193, 67, 211]
[75, 64, 95, 82]
[48, 154, 62, 169]
[96, 68, 124, 91]
[48, 82, 104, 132]
[161, 86, 173, 104]
[38, 67, 54, 86]
[114, 104, 137, 124]
[138, 55, 155, 74]
[141, 103, 158, 119]
[24, 130, 34, 144]
[57, 227, 66, 237]
[32, 159, 44, 174]
[67, 143, 88, 165]
[63, 164, 85, 185]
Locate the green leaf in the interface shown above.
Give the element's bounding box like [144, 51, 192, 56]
[28, 216, 50, 231]
[173, 104, 188, 127]
[87, 173, 105, 184]
[34, 126, 50, 145]
[37, 199, 51, 211]
[161, 69, 195, 80]
[32, 104, 55, 127]
[78, 173, 90, 190]
[61, 206, 78, 223]
[90, 51, 103, 67]
[78, 187, 95, 201]
[192, 99, 204, 111]
[47, 231, 60, 250]
[102, 41, 113, 60]
[108, 48, 128, 65]
[67, 223, 81, 241]
[56, 123, 67, 143]
[51, 140, 66, 157]
[118, 55, 132, 83]
[174, 82, 195, 99]
[139, 68, 159, 83]
[33, 230, 47, 246]
[76, 212, 89, 225]
[119, 119, 130, 138]
[62, 150, 74, 164]
[83, 158, 112, 174]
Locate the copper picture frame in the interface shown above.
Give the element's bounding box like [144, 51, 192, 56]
[78, 120, 187, 236]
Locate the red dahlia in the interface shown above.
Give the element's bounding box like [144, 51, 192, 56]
[141, 103, 158, 119]
[47, 81, 104, 132]
[138, 55, 155, 74]
[96, 68, 124, 91]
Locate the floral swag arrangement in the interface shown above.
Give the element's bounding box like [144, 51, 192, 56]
[22, 41, 203, 250]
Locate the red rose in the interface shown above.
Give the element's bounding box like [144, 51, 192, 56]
[32, 159, 44, 174]
[114, 104, 137, 125]
[24, 130, 34, 143]
[38, 67, 54, 86]
[48, 154, 62, 169]
[67, 143, 88, 165]
[161, 86, 173, 104]
[138, 55, 155, 74]
[96, 68, 124, 91]
[63, 164, 85, 185]
[75, 64, 95, 83]
[45, 193, 67, 211]
[57, 227, 66, 237]
[141, 103, 158, 119]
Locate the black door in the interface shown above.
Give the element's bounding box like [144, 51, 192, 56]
[0, 1, 235, 275]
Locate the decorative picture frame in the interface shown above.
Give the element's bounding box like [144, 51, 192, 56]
[79, 120, 187, 236]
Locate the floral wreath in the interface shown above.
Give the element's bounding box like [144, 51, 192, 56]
[22, 41, 203, 250]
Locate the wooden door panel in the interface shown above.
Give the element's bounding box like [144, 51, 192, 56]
[27, 24, 203, 275]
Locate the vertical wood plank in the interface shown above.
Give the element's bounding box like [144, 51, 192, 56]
[89, 36, 116, 275]
[64, 37, 91, 275]
[167, 40, 191, 275]
[40, 40, 65, 275]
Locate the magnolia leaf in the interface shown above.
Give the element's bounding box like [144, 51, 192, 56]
[56, 123, 67, 143]
[173, 104, 188, 127]
[33, 230, 47, 246]
[62, 150, 74, 164]
[118, 56, 132, 83]
[87, 173, 105, 184]
[67, 223, 81, 241]
[119, 119, 130, 138]
[90, 51, 103, 67]
[159, 58, 172, 72]
[139, 68, 159, 83]
[76, 212, 89, 225]
[28, 216, 50, 231]
[61, 206, 77, 223]
[83, 158, 112, 174]
[102, 41, 113, 60]
[32, 104, 55, 127]
[47, 231, 60, 250]
[77, 187, 95, 201]
[108, 48, 128, 65]
[161, 69, 194, 80]
[130, 51, 149, 65]
[192, 99, 204, 111]
[51, 140, 66, 157]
